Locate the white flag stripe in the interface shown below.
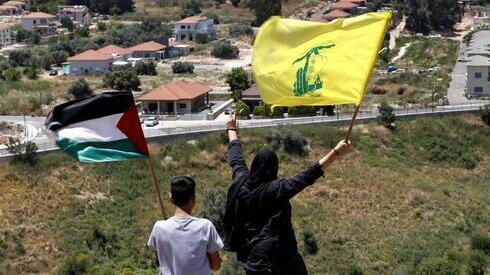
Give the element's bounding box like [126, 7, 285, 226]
[56, 113, 127, 142]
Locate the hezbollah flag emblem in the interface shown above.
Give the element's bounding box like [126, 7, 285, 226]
[253, 12, 392, 107]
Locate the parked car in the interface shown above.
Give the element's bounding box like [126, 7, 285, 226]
[49, 69, 58, 76]
[144, 116, 159, 127]
[387, 66, 398, 74]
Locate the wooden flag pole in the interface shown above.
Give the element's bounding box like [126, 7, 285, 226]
[146, 157, 168, 219]
[345, 104, 361, 142]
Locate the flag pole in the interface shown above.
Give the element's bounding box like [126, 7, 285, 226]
[345, 104, 361, 142]
[146, 156, 168, 219]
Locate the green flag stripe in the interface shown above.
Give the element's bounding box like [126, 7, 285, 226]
[57, 138, 147, 163]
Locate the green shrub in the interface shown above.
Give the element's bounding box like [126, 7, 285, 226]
[271, 106, 284, 117]
[59, 253, 91, 275]
[195, 33, 210, 44]
[466, 250, 487, 275]
[6, 138, 38, 166]
[4, 68, 22, 81]
[97, 21, 107, 31]
[172, 61, 194, 74]
[377, 101, 396, 129]
[226, 67, 250, 93]
[253, 104, 267, 116]
[267, 128, 308, 156]
[302, 228, 318, 255]
[102, 67, 141, 91]
[134, 61, 157, 75]
[481, 105, 490, 126]
[235, 100, 250, 118]
[199, 188, 227, 234]
[414, 256, 458, 275]
[288, 106, 317, 117]
[211, 42, 239, 59]
[470, 233, 490, 254]
[347, 263, 364, 275]
[67, 78, 93, 99]
[229, 24, 254, 37]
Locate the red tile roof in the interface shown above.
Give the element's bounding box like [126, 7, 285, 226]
[331, 2, 358, 10]
[67, 49, 113, 61]
[242, 85, 260, 98]
[0, 5, 16, 10]
[97, 44, 133, 56]
[341, 0, 365, 3]
[130, 41, 165, 52]
[325, 9, 350, 20]
[23, 12, 55, 19]
[137, 81, 212, 101]
[175, 15, 203, 24]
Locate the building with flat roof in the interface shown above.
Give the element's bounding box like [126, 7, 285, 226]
[22, 12, 57, 35]
[137, 80, 212, 115]
[465, 30, 490, 99]
[57, 5, 91, 27]
[174, 15, 216, 43]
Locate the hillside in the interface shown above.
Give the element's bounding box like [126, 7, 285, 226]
[1, 114, 489, 274]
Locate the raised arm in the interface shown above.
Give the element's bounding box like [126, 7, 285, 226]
[275, 140, 351, 200]
[227, 113, 249, 179]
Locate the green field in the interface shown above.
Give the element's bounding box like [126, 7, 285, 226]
[1, 114, 489, 274]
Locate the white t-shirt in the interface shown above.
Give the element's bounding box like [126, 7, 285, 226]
[147, 216, 224, 275]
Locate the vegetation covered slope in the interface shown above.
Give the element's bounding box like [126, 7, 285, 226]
[0, 114, 489, 274]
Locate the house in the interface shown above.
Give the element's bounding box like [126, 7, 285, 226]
[340, 0, 366, 7]
[324, 9, 350, 21]
[129, 41, 166, 60]
[57, 5, 91, 27]
[0, 5, 17, 16]
[3, 0, 28, 11]
[242, 85, 262, 108]
[22, 12, 57, 35]
[0, 24, 12, 46]
[330, 1, 358, 14]
[465, 30, 490, 99]
[97, 44, 133, 59]
[174, 15, 216, 42]
[67, 49, 114, 75]
[137, 80, 212, 115]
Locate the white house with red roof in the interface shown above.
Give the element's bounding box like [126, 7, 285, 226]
[174, 15, 216, 42]
[22, 12, 56, 35]
[129, 41, 166, 60]
[67, 49, 114, 75]
[137, 80, 212, 114]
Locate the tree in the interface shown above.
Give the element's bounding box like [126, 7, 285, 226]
[67, 0, 134, 15]
[226, 67, 250, 93]
[68, 78, 93, 99]
[395, 0, 462, 33]
[15, 29, 31, 43]
[172, 61, 194, 74]
[134, 61, 157, 75]
[30, 30, 41, 45]
[6, 138, 38, 166]
[4, 68, 22, 81]
[229, 24, 254, 37]
[75, 26, 90, 38]
[211, 43, 239, 59]
[180, 0, 201, 18]
[97, 21, 107, 32]
[377, 101, 396, 129]
[246, 0, 282, 26]
[195, 33, 210, 44]
[103, 68, 141, 91]
[24, 62, 39, 80]
[199, 188, 227, 234]
[302, 228, 318, 255]
[9, 50, 32, 67]
[60, 17, 75, 32]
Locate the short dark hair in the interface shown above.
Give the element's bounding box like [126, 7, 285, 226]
[170, 176, 196, 207]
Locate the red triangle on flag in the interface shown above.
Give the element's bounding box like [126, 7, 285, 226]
[117, 105, 149, 156]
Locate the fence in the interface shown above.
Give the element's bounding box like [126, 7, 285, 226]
[0, 102, 487, 160]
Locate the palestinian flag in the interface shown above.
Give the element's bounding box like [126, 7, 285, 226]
[45, 91, 149, 163]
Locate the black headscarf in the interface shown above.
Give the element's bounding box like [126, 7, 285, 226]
[249, 149, 279, 189]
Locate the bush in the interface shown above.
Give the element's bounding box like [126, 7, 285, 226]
[103, 67, 141, 91]
[211, 43, 239, 59]
[68, 78, 93, 99]
[302, 228, 318, 255]
[24, 62, 39, 80]
[253, 104, 267, 116]
[481, 105, 490, 126]
[172, 61, 194, 74]
[180, 0, 201, 18]
[206, 13, 219, 24]
[288, 106, 317, 117]
[199, 188, 227, 234]
[226, 67, 250, 93]
[377, 101, 396, 129]
[60, 16, 74, 31]
[4, 68, 22, 82]
[9, 50, 31, 67]
[471, 233, 490, 254]
[229, 24, 254, 37]
[414, 256, 458, 275]
[347, 263, 364, 275]
[267, 128, 308, 156]
[235, 100, 250, 118]
[59, 253, 91, 275]
[271, 106, 285, 117]
[467, 250, 487, 275]
[195, 33, 210, 44]
[134, 61, 157, 75]
[6, 138, 38, 166]
[97, 21, 107, 31]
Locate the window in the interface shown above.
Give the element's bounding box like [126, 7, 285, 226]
[474, 87, 483, 93]
[475, 72, 482, 79]
[181, 25, 185, 29]
[179, 103, 186, 109]
[33, 20, 36, 24]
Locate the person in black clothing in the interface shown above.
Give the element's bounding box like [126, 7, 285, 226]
[223, 113, 351, 275]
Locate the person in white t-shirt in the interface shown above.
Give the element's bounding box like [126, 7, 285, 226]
[148, 176, 224, 275]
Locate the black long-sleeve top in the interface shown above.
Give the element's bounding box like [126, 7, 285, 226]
[224, 140, 324, 271]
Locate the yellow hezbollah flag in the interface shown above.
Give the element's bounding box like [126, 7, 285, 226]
[252, 12, 392, 107]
